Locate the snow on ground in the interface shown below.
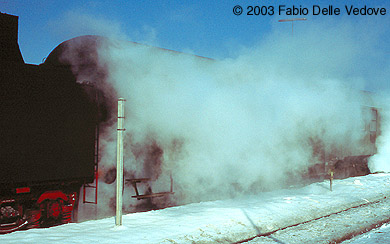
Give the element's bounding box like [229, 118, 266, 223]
[245, 194, 390, 243]
[1, 174, 390, 244]
[342, 223, 390, 244]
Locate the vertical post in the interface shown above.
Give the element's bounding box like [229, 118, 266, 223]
[116, 98, 126, 226]
[170, 173, 173, 193]
[330, 170, 334, 192]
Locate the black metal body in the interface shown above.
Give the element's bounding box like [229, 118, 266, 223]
[1, 13, 97, 196]
[1, 63, 97, 188]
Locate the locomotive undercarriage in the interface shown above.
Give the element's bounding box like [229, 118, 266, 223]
[0, 199, 27, 234]
[0, 183, 80, 234]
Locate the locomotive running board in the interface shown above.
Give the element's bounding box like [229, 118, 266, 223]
[126, 175, 174, 200]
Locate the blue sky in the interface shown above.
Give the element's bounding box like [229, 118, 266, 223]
[1, 0, 390, 91]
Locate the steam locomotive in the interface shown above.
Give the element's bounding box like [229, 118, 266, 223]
[1, 13, 101, 233]
[0, 12, 381, 233]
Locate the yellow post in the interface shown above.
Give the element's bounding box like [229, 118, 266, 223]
[330, 170, 334, 191]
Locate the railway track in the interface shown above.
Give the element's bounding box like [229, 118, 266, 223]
[238, 196, 390, 244]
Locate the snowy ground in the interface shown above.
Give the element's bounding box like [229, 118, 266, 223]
[342, 223, 390, 244]
[243, 195, 390, 243]
[1, 173, 390, 244]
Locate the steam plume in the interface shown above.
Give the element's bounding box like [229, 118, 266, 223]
[95, 32, 373, 206]
[56, 15, 389, 216]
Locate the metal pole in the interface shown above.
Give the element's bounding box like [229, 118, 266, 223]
[116, 98, 126, 226]
[278, 18, 307, 36]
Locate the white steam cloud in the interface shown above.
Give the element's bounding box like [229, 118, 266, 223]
[95, 21, 383, 208]
[49, 10, 158, 47]
[49, 10, 126, 40]
[58, 14, 389, 217]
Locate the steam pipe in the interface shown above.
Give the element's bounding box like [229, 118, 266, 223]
[116, 98, 126, 226]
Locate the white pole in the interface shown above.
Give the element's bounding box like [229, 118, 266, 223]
[116, 98, 126, 226]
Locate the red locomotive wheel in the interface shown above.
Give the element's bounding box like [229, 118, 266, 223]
[39, 199, 64, 227]
[48, 200, 62, 218]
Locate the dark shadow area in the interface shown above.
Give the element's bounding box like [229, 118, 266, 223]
[235, 209, 287, 244]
